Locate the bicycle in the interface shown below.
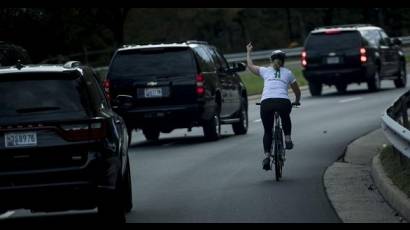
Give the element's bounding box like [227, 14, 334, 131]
[257, 102, 299, 181]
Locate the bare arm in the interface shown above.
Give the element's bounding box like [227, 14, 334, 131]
[246, 42, 260, 76]
[290, 81, 301, 104]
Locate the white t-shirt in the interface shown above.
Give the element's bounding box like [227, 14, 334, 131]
[258, 66, 296, 102]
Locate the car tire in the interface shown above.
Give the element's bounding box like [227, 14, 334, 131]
[394, 62, 407, 88]
[142, 128, 160, 141]
[368, 69, 381, 92]
[335, 83, 347, 94]
[127, 128, 133, 145]
[203, 111, 221, 141]
[98, 180, 126, 223]
[232, 98, 248, 135]
[309, 82, 322, 96]
[123, 159, 133, 213]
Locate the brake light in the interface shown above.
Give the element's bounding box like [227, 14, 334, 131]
[360, 48, 367, 63]
[60, 120, 106, 141]
[301, 50, 307, 68]
[196, 73, 205, 95]
[196, 87, 205, 95]
[102, 80, 111, 102]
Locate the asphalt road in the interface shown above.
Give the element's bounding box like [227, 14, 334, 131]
[2, 78, 409, 223]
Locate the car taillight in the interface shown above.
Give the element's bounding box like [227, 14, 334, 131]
[360, 48, 367, 63]
[301, 50, 307, 68]
[102, 80, 111, 102]
[60, 120, 106, 141]
[196, 73, 205, 96]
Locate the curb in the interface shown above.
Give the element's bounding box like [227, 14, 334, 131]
[323, 129, 405, 223]
[371, 154, 410, 222]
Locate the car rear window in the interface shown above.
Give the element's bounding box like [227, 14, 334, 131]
[109, 48, 197, 78]
[0, 72, 90, 120]
[305, 31, 361, 52]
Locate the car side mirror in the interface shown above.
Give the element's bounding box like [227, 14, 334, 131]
[392, 38, 402, 46]
[230, 62, 246, 73]
[385, 37, 393, 46]
[114, 95, 133, 110]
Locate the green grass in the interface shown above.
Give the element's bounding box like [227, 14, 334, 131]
[239, 65, 307, 96]
[240, 73, 264, 95]
[380, 145, 410, 198]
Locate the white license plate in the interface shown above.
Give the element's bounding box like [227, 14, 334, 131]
[144, 88, 163, 98]
[5, 132, 37, 148]
[327, 57, 340, 64]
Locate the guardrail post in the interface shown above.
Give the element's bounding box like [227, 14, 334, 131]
[401, 100, 409, 129]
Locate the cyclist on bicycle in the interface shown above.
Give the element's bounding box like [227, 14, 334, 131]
[246, 42, 301, 170]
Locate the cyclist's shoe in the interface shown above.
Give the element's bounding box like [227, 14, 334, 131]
[262, 157, 271, 170]
[285, 140, 293, 150]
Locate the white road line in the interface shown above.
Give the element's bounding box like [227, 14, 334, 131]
[253, 119, 262, 123]
[0, 211, 15, 219]
[339, 97, 363, 103]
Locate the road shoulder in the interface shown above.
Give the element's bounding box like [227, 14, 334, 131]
[323, 129, 405, 223]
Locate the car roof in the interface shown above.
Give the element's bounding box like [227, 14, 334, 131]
[117, 41, 210, 52]
[0, 65, 84, 76]
[311, 24, 381, 34]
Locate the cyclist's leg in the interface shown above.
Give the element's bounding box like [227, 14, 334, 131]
[276, 99, 293, 149]
[260, 99, 275, 155]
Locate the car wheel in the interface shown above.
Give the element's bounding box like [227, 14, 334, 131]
[394, 62, 407, 88]
[335, 83, 347, 94]
[123, 159, 133, 213]
[232, 98, 248, 135]
[142, 128, 160, 141]
[98, 181, 126, 223]
[368, 70, 381, 92]
[309, 82, 322, 96]
[127, 128, 133, 145]
[203, 111, 221, 141]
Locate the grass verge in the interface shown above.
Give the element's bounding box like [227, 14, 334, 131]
[380, 145, 410, 198]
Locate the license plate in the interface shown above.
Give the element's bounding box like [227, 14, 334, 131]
[327, 57, 340, 64]
[5, 132, 37, 148]
[144, 88, 163, 98]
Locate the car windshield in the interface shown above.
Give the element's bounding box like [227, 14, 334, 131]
[0, 72, 90, 123]
[306, 31, 361, 52]
[109, 48, 197, 78]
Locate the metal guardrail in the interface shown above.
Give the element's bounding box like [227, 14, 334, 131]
[381, 90, 410, 158]
[224, 47, 303, 62]
[225, 35, 410, 63]
[94, 36, 410, 76]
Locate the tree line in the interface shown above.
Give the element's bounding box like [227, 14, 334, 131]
[1, 8, 409, 67]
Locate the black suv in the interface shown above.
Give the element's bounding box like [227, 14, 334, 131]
[106, 41, 248, 141]
[301, 24, 407, 96]
[0, 62, 132, 222]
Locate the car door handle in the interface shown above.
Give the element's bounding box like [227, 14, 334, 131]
[115, 119, 122, 124]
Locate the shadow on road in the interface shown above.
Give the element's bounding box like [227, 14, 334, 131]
[306, 86, 399, 99]
[130, 134, 236, 149]
[0, 211, 98, 224]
